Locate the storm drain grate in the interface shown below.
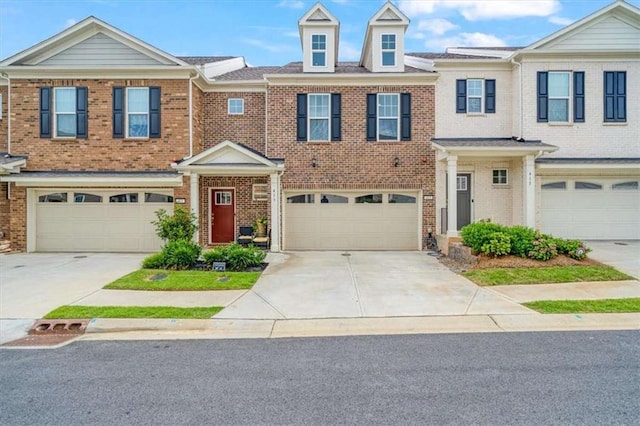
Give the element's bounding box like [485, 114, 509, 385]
[1, 319, 89, 348]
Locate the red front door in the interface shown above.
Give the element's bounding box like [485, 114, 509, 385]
[211, 189, 235, 243]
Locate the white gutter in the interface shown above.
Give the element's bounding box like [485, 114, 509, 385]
[0, 72, 10, 153]
[186, 73, 198, 159]
[510, 57, 523, 140]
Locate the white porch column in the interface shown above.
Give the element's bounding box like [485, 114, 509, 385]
[189, 173, 199, 243]
[523, 155, 536, 228]
[269, 172, 281, 252]
[447, 155, 458, 237]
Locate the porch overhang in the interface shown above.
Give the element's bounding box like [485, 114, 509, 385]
[536, 157, 640, 171]
[0, 153, 28, 174]
[432, 138, 558, 159]
[0, 171, 183, 187]
[172, 140, 284, 176]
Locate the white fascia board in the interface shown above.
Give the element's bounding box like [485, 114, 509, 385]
[404, 55, 434, 72]
[174, 165, 284, 176]
[432, 145, 558, 158]
[0, 66, 197, 80]
[537, 163, 640, 170]
[264, 73, 437, 86]
[514, 50, 640, 60]
[203, 57, 247, 79]
[0, 159, 27, 173]
[0, 175, 185, 187]
[445, 48, 515, 59]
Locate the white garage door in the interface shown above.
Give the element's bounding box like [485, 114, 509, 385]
[541, 178, 639, 239]
[35, 190, 174, 252]
[284, 192, 419, 250]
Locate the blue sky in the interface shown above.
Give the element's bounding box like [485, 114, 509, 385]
[1, 0, 637, 65]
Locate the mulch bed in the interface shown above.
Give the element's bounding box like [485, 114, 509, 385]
[439, 253, 602, 273]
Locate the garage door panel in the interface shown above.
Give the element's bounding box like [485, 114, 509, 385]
[541, 178, 639, 240]
[285, 191, 419, 250]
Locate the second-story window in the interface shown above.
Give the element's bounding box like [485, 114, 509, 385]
[39, 86, 88, 139]
[54, 88, 77, 137]
[467, 79, 483, 113]
[456, 79, 495, 114]
[381, 34, 396, 67]
[311, 34, 326, 67]
[228, 98, 244, 115]
[112, 86, 161, 139]
[548, 72, 570, 122]
[537, 71, 584, 123]
[308, 94, 330, 141]
[377, 94, 399, 140]
[127, 87, 150, 138]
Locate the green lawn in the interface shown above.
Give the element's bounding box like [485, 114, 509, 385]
[524, 298, 640, 314]
[463, 265, 632, 286]
[103, 269, 261, 291]
[44, 305, 222, 319]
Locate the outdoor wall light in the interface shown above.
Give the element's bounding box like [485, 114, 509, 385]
[311, 157, 318, 168]
[393, 156, 400, 167]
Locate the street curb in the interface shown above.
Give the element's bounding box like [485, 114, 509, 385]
[81, 313, 640, 341]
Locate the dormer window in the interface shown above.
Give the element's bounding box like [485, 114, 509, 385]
[381, 34, 396, 67]
[312, 34, 326, 67]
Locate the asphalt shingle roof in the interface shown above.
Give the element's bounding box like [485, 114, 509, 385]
[215, 66, 281, 81]
[177, 56, 237, 65]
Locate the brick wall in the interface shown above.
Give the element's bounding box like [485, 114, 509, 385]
[9, 78, 191, 170]
[9, 184, 25, 251]
[192, 85, 204, 156]
[198, 176, 270, 247]
[0, 183, 9, 239]
[0, 85, 7, 151]
[203, 91, 266, 154]
[267, 84, 437, 236]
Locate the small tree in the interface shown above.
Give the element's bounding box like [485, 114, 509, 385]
[152, 208, 198, 243]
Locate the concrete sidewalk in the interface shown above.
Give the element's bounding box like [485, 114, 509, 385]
[488, 280, 640, 303]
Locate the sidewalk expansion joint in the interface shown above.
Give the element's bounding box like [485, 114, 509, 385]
[463, 287, 480, 315]
[252, 290, 288, 319]
[488, 315, 506, 331]
[345, 254, 365, 317]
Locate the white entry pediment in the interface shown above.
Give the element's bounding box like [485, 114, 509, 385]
[173, 141, 283, 175]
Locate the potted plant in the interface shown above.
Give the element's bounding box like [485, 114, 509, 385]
[253, 216, 268, 237]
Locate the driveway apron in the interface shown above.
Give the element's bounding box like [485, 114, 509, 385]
[215, 251, 531, 319]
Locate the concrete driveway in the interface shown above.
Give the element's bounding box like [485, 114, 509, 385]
[0, 253, 145, 343]
[216, 251, 532, 320]
[586, 240, 640, 279]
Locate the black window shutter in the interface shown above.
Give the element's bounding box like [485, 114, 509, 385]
[616, 72, 626, 121]
[112, 87, 124, 138]
[366, 94, 377, 141]
[485, 79, 496, 114]
[149, 87, 161, 138]
[330, 93, 341, 141]
[537, 72, 548, 122]
[400, 93, 411, 141]
[456, 79, 467, 113]
[76, 86, 88, 138]
[604, 71, 615, 121]
[296, 94, 307, 141]
[573, 72, 585, 123]
[40, 87, 52, 138]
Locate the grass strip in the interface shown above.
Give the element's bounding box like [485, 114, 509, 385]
[463, 265, 632, 286]
[524, 298, 640, 314]
[44, 305, 222, 319]
[104, 269, 260, 291]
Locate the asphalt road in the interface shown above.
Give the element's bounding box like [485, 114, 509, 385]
[1, 331, 638, 425]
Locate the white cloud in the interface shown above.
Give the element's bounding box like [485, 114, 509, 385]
[278, 0, 304, 9]
[424, 32, 507, 52]
[241, 38, 297, 53]
[417, 18, 459, 35]
[549, 16, 573, 26]
[407, 31, 426, 40]
[284, 31, 300, 38]
[339, 40, 361, 61]
[398, 0, 561, 21]
[64, 18, 77, 28]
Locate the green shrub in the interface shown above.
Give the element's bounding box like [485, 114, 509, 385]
[142, 252, 167, 269]
[480, 232, 511, 257]
[461, 220, 507, 253]
[152, 208, 198, 243]
[163, 239, 201, 270]
[528, 232, 558, 261]
[556, 238, 591, 260]
[202, 243, 266, 271]
[507, 226, 537, 258]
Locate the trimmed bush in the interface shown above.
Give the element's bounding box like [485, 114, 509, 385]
[480, 232, 511, 257]
[202, 243, 266, 271]
[142, 252, 167, 269]
[507, 226, 537, 258]
[528, 233, 558, 261]
[461, 220, 507, 253]
[163, 239, 202, 270]
[556, 238, 591, 260]
[152, 208, 198, 243]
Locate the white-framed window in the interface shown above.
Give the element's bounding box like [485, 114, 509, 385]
[126, 87, 149, 138]
[54, 87, 77, 138]
[542, 181, 567, 190]
[215, 191, 232, 205]
[381, 34, 396, 67]
[252, 184, 269, 201]
[612, 181, 638, 190]
[548, 72, 571, 122]
[456, 176, 468, 191]
[377, 93, 399, 141]
[228, 98, 244, 115]
[467, 79, 483, 113]
[311, 34, 326, 67]
[492, 169, 508, 185]
[308, 93, 330, 141]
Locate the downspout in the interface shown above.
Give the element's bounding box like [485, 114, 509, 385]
[264, 77, 268, 157]
[510, 57, 523, 139]
[186, 72, 198, 159]
[0, 72, 10, 153]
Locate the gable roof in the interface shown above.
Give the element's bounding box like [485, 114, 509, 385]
[523, 0, 640, 51]
[359, 2, 410, 67]
[0, 16, 189, 67]
[173, 141, 284, 175]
